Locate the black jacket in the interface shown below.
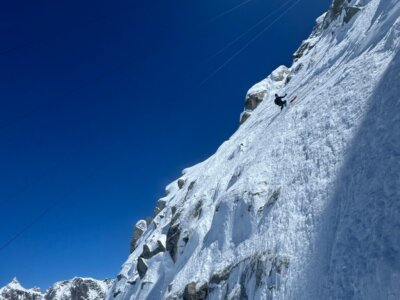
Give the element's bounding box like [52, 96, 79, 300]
[274, 94, 287, 105]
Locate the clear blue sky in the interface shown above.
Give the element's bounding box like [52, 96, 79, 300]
[0, 0, 332, 290]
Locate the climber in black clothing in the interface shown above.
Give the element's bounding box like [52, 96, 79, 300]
[274, 93, 287, 110]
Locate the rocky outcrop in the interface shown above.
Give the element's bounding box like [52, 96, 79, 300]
[140, 240, 166, 260]
[166, 224, 181, 262]
[177, 179, 186, 189]
[206, 252, 289, 299]
[165, 252, 289, 300]
[130, 219, 149, 253]
[293, 1, 361, 62]
[322, 0, 361, 28]
[182, 283, 208, 300]
[244, 91, 265, 111]
[136, 258, 148, 279]
[240, 65, 290, 124]
[154, 198, 167, 216]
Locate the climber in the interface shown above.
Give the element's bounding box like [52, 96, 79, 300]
[274, 93, 287, 110]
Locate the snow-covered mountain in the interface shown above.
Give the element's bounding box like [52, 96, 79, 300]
[109, 0, 400, 299]
[0, 277, 113, 300]
[0, 278, 42, 300]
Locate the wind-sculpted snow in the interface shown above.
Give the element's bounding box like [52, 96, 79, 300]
[109, 0, 400, 299]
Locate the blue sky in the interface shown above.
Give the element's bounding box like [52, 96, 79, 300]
[0, 0, 332, 290]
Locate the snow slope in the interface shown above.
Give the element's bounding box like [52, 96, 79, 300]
[109, 0, 400, 299]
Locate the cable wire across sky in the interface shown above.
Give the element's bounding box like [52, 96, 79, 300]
[205, 0, 253, 25]
[199, 0, 303, 87]
[205, 0, 298, 62]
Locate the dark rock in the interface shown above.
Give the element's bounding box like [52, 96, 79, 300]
[177, 179, 186, 189]
[137, 257, 148, 279]
[141, 244, 152, 259]
[188, 181, 196, 191]
[322, 0, 360, 28]
[331, 0, 347, 18]
[239, 111, 252, 124]
[166, 224, 181, 262]
[170, 211, 181, 225]
[113, 291, 121, 297]
[344, 6, 361, 23]
[293, 41, 311, 61]
[130, 220, 148, 253]
[146, 217, 153, 225]
[171, 206, 177, 215]
[184, 181, 196, 201]
[269, 188, 281, 204]
[210, 266, 232, 285]
[157, 239, 167, 252]
[193, 201, 203, 218]
[183, 282, 208, 300]
[244, 91, 265, 111]
[116, 274, 124, 281]
[207, 251, 290, 298]
[239, 273, 249, 300]
[140, 240, 166, 260]
[258, 188, 281, 214]
[154, 199, 167, 216]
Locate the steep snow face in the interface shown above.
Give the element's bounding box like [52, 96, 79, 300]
[0, 277, 113, 300]
[109, 0, 400, 299]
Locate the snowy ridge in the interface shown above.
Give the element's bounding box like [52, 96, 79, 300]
[109, 0, 400, 299]
[0, 278, 42, 300]
[45, 277, 113, 300]
[0, 277, 113, 300]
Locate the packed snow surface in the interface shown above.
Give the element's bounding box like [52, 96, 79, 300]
[109, 0, 400, 299]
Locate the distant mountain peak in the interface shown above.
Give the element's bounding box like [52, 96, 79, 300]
[0, 277, 113, 300]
